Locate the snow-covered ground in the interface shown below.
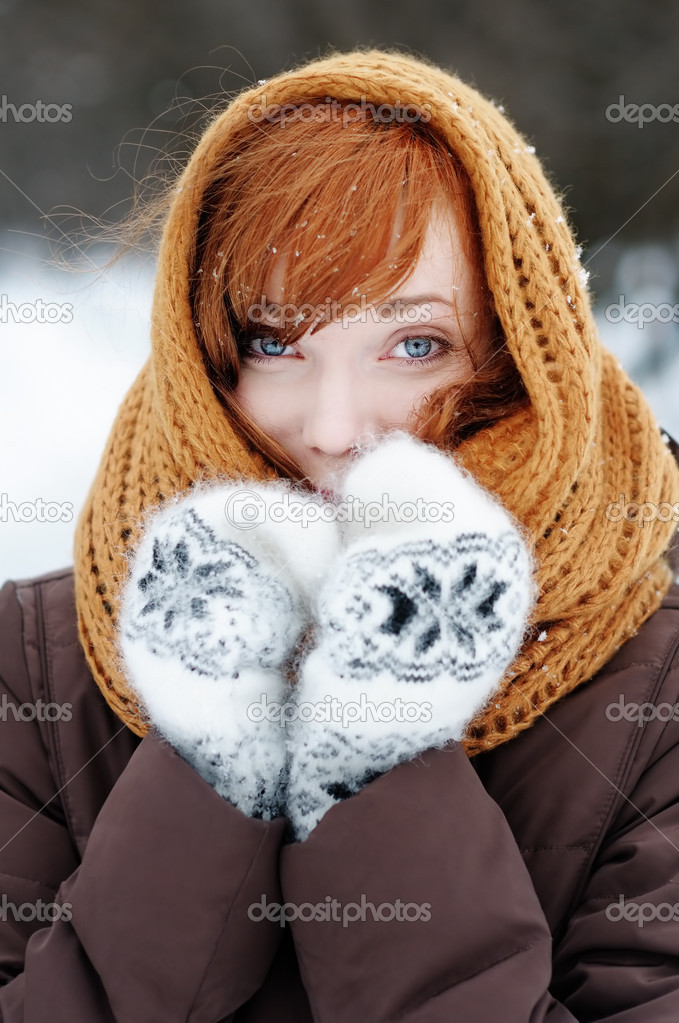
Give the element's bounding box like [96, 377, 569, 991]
[1, 235, 678, 586]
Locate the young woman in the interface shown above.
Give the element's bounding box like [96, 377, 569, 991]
[1, 47, 679, 1021]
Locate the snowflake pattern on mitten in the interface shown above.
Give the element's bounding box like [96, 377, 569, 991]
[119, 482, 340, 820]
[123, 504, 298, 679]
[320, 533, 527, 683]
[284, 432, 536, 840]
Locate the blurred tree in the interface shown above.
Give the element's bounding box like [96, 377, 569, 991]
[0, 0, 677, 277]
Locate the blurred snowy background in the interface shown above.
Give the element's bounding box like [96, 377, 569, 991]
[0, 238, 154, 583]
[1, 0, 678, 585]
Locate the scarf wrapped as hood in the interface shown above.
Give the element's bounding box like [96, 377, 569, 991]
[73, 48, 679, 755]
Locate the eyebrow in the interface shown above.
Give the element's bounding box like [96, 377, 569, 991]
[388, 293, 457, 307]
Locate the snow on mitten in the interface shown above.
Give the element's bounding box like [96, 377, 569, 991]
[286, 431, 536, 840]
[118, 479, 341, 820]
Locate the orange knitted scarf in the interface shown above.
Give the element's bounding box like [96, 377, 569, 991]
[73, 48, 679, 755]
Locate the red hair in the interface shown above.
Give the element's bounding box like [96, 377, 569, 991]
[189, 99, 527, 480]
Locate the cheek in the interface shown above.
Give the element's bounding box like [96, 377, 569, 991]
[371, 373, 447, 429]
[233, 369, 297, 439]
[381, 358, 477, 430]
[385, 389, 425, 428]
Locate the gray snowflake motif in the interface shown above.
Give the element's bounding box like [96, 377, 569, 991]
[321, 533, 524, 682]
[124, 506, 297, 678]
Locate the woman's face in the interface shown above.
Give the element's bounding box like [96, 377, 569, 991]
[234, 206, 494, 489]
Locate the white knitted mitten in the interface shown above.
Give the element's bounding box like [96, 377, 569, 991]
[118, 479, 340, 820]
[285, 432, 536, 840]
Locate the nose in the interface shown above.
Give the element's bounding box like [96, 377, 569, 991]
[301, 368, 375, 458]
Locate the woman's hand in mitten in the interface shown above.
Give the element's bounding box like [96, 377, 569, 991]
[285, 431, 536, 840]
[118, 479, 340, 820]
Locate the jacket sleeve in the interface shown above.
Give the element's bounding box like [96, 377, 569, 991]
[0, 578, 286, 1023]
[280, 742, 562, 1022]
[280, 729, 679, 1022]
[550, 675, 679, 1019]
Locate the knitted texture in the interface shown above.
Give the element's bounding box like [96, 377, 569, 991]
[73, 47, 679, 755]
[285, 433, 535, 840]
[116, 477, 342, 819]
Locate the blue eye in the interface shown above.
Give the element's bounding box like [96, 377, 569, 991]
[250, 336, 294, 357]
[403, 337, 432, 358]
[385, 333, 455, 368]
[391, 336, 440, 359]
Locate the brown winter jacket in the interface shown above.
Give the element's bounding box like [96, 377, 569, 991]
[1, 537, 679, 1020]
